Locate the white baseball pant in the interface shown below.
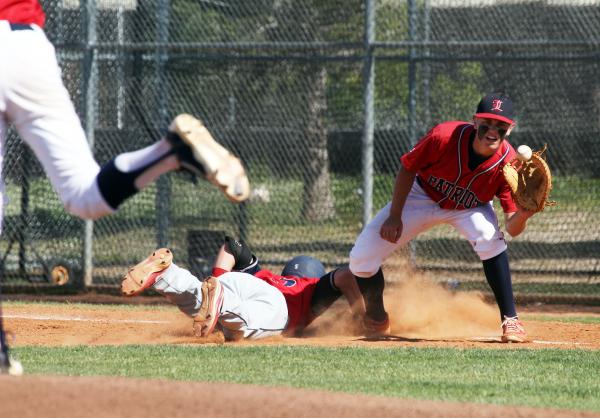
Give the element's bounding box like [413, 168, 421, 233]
[154, 264, 288, 340]
[0, 20, 113, 230]
[350, 181, 507, 277]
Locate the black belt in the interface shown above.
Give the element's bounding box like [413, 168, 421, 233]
[9, 23, 33, 31]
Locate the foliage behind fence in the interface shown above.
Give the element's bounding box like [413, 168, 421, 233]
[2, 0, 599, 301]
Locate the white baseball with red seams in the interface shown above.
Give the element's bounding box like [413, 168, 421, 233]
[517, 145, 533, 161]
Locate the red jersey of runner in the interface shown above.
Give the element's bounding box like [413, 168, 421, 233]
[254, 269, 320, 331]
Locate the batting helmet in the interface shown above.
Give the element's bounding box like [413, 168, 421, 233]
[281, 255, 326, 278]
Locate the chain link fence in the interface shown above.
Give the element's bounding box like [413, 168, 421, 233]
[1, 0, 599, 302]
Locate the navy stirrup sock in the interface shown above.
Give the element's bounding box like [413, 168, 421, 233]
[96, 154, 171, 210]
[355, 268, 387, 321]
[482, 251, 517, 320]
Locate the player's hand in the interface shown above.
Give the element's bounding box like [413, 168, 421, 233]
[516, 206, 536, 219]
[380, 215, 403, 243]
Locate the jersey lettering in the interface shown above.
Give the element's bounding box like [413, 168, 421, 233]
[426, 174, 483, 208]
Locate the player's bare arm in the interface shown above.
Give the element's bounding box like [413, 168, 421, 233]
[332, 267, 366, 317]
[380, 164, 416, 243]
[504, 208, 535, 237]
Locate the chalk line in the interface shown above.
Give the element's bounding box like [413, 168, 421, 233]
[469, 336, 589, 345]
[2, 314, 172, 325]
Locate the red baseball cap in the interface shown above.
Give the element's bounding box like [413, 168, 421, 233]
[474, 92, 515, 124]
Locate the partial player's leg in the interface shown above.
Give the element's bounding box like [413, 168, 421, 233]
[211, 236, 259, 277]
[0, 39, 23, 374]
[449, 203, 527, 343]
[310, 267, 364, 319]
[166, 114, 250, 203]
[95, 114, 250, 213]
[306, 267, 365, 334]
[349, 183, 436, 335]
[5, 27, 249, 221]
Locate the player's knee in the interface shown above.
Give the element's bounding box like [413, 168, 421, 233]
[62, 186, 114, 220]
[349, 254, 380, 278]
[348, 247, 381, 278]
[472, 231, 507, 260]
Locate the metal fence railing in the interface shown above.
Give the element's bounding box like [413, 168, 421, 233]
[2, 0, 599, 302]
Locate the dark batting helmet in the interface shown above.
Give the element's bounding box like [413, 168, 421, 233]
[281, 255, 326, 278]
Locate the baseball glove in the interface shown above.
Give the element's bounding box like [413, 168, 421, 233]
[502, 144, 556, 212]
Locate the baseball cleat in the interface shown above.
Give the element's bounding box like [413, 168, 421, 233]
[501, 316, 527, 343]
[167, 114, 250, 203]
[193, 276, 224, 338]
[362, 313, 391, 337]
[121, 248, 173, 296]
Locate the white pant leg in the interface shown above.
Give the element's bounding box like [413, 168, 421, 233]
[350, 181, 438, 277]
[219, 272, 288, 340]
[153, 263, 204, 318]
[153, 266, 288, 340]
[445, 202, 507, 261]
[0, 115, 7, 234]
[0, 24, 112, 220]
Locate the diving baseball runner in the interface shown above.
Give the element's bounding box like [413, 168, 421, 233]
[121, 249, 289, 341]
[120, 241, 364, 340]
[350, 92, 536, 343]
[211, 236, 366, 335]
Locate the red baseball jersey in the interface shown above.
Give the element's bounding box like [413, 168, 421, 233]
[0, 0, 45, 28]
[253, 269, 320, 332]
[401, 121, 518, 213]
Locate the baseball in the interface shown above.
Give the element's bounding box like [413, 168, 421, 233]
[517, 145, 532, 161]
[8, 359, 23, 376]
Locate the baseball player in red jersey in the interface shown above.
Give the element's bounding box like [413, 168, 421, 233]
[121, 248, 289, 341]
[350, 92, 534, 343]
[0, 1, 249, 371]
[119, 238, 365, 340]
[211, 237, 365, 335]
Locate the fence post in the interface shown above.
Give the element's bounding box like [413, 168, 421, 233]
[82, 0, 98, 288]
[407, 0, 419, 267]
[156, 0, 171, 248]
[362, 0, 376, 227]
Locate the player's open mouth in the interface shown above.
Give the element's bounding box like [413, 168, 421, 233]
[484, 135, 500, 142]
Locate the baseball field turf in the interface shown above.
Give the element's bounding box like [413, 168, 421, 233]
[2, 300, 599, 417]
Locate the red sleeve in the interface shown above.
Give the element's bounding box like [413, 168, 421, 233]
[497, 179, 517, 213]
[400, 124, 445, 172]
[497, 141, 518, 213]
[0, 0, 45, 27]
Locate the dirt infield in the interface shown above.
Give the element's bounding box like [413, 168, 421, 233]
[4, 280, 600, 349]
[2, 280, 599, 417]
[2, 375, 599, 418]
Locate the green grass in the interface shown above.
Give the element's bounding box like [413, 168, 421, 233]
[458, 281, 600, 296]
[3, 173, 600, 288]
[11, 345, 600, 411]
[523, 315, 600, 325]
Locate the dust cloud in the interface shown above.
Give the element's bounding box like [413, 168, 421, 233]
[386, 273, 499, 339]
[307, 272, 500, 340]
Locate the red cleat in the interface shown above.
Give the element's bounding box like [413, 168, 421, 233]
[363, 313, 391, 337]
[501, 316, 528, 343]
[193, 276, 225, 338]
